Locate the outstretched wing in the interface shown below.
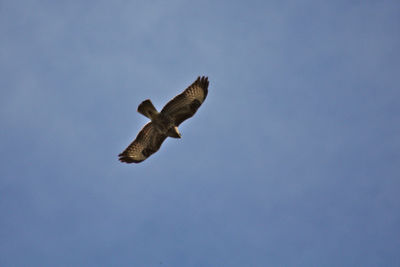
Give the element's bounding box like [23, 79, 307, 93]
[161, 76, 209, 126]
[118, 122, 167, 163]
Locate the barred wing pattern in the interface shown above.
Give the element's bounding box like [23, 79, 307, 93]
[161, 76, 209, 126]
[119, 76, 209, 164]
[118, 122, 167, 163]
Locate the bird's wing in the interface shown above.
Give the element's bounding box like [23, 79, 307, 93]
[161, 76, 209, 126]
[118, 122, 167, 163]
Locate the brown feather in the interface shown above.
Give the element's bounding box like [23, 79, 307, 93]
[161, 76, 209, 126]
[119, 122, 167, 163]
[118, 76, 209, 164]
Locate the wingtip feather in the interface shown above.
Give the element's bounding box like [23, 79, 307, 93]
[118, 152, 143, 163]
[118, 156, 143, 164]
[195, 76, 209, 89]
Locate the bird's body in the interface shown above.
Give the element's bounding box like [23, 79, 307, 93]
[118, 76, 209, 163]
[152, 113, 179, 137]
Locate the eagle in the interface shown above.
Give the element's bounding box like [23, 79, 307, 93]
[118, 76, 209, 163]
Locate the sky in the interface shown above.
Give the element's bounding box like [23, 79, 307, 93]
[1, 0, 399, 266]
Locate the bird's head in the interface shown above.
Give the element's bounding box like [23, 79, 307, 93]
[168, 126, 181, 138]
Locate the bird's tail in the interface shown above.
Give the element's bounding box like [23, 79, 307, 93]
[137, 99, 158, 120]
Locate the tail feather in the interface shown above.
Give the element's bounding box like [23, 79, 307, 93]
[137, 99, 158, 120]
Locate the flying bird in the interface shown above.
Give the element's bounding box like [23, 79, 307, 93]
[118, 76, 209, 163]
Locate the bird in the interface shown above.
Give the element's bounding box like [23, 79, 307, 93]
[118, 76, 209, 163]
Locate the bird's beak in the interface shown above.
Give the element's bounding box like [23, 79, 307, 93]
[168, 126, 181, 138]
[175, 126, 181, 138]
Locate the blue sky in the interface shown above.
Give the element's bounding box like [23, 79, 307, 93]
[1, 0, 399, 266]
